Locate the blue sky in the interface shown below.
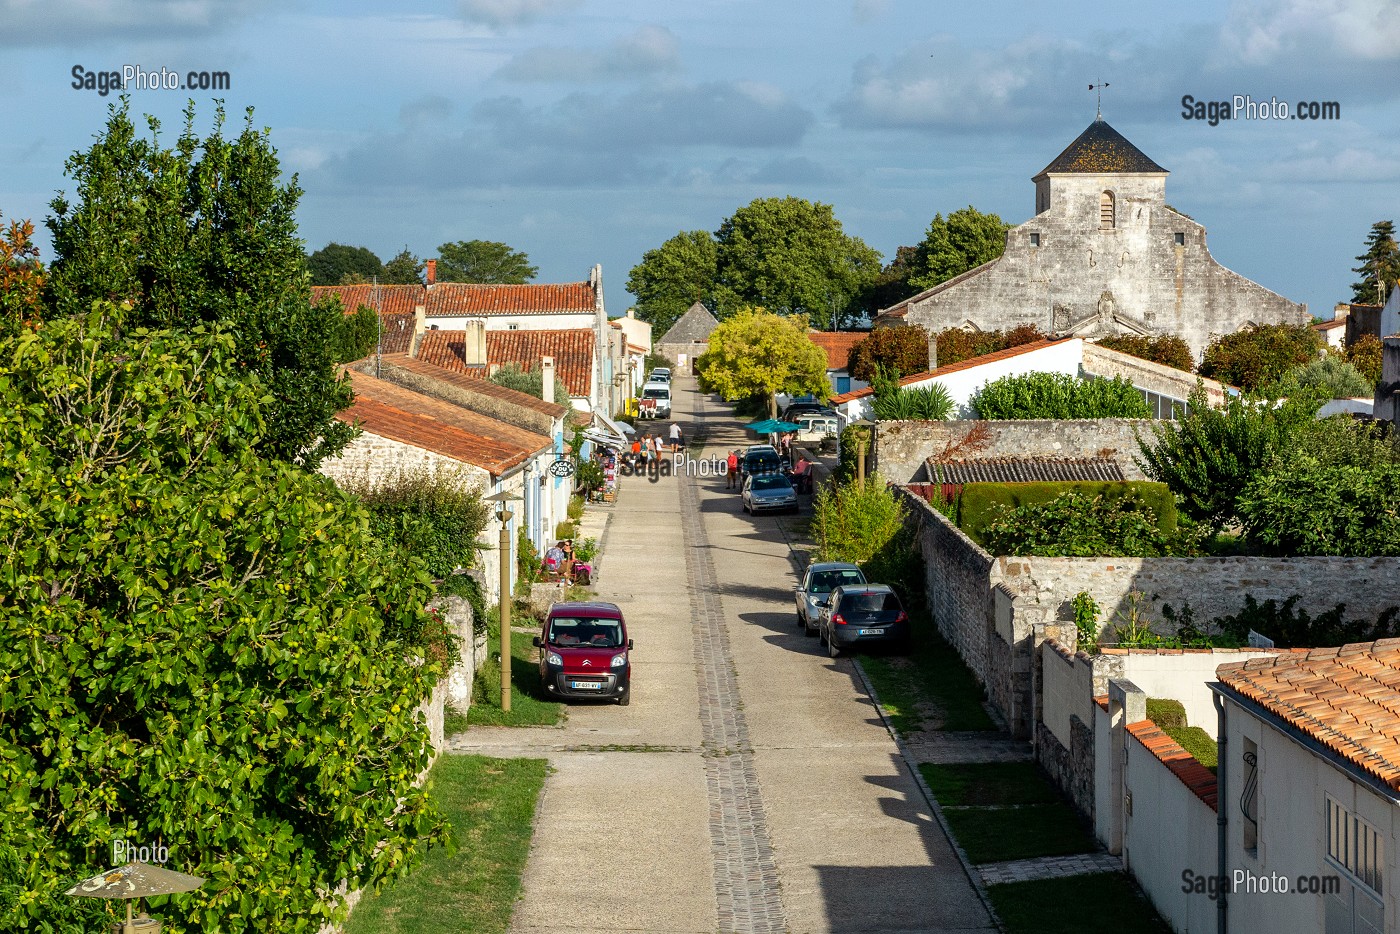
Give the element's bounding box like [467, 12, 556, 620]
[2, 0, 1397, 317]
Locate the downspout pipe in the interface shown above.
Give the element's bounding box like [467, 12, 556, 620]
[1213, 690, 1228, 934]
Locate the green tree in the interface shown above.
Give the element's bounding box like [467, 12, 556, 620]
[1137, 386, 1319, 532]
[694, 308, 829, 417]
[331, 304, 382, 363]
[971, 372, 1151, 419]
[859, 244, 923, 314]
[1198, 323, 1323, 392]
[382, 246, 425, 284]
[435, 240, 538, 284]
[339, 467, 492, 578]
[1239, 464, 1400, 556]
[1094, 334, 1194, 372]
[982, 491, 1187, 558]
[847, 325, 929, 382]
[45, 100, 355, 468]
[0, 213, 44, 337]
[1267, 355, 1372, 400]
[488, 361, 570, 404]
[307, 242, 383, 285]
[625, 229, 718, 336]
[713, 197, 881, 330]
[1351, 220, 1400, 305]
[909, 206, 1011, 291]
[929, 324, 1045, 368]
[0, 311, 447, 932]
[1343, 333, 1384, 387]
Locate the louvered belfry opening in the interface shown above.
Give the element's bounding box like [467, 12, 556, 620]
[1100, 190, 1116, 229]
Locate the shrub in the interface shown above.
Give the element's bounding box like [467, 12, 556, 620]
[1211, 595, 1400, 648]
[576, 537, 599, 563]
[812, 477, 923, 603]
[1198, 323, 1323, 392]
[958, 481, 1177, 546]
[575, 459, 605, 492]
[1266, 355, 1372, 400]
[836, 422, 874, 483]
[847, 325, 930, 382]
[341, 467, 491, 579]
[555, 520, 576, 540]
[1094, 334, 1194, 372]
[1343, 333, 1383, 386]
[1146, 698, 1187, 730]
[981, 491, 1190, 558]
[971, 372, 1151, 419]
[516, 527, 540, 589]
[872, 383, 955, 421]
[488, 361, 571, 404]
[1072, 592, 1101, 650]
[1238, 463, 1400, 556]
[930, 324, 1045, 368]
[334, 303, 382, 363]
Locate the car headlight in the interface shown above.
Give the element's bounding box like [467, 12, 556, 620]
[610, 653, 628, 668]
[546, 651, 563, 666]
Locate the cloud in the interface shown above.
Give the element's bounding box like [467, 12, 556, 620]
[852, 0, 890, 22]
[496, 25, 681, 82]
[0, 0, 268, 45]
[673, 156, 842, 188]
[1214, 0, 1400, 65]
[456, 0, 580, 28]
[399, 95, 454, 129]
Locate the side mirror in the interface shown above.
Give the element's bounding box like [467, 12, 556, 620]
[817, 599, 830, 608]
[627, 639, 635, 650]
[532, 636, 542, 648]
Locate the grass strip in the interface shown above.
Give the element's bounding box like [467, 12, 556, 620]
[920, 762, 1063, 807]
[467, 627, 564, 727]
[861, 610, 995, 733]
[988, 872, 1171, 934]
[345, 755, 548, 934]
[941, 801, 1098, 864]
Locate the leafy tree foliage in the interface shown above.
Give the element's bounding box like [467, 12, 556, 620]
[1094, 334, 1194, 372]
[1198, 323, 1323, 392]
[435, 239, 538, 284]
[0, 311, 447, 931]
[1137, 386, 1319, 532]
[1351, 219, 1400, 305]
[908, 206, 1011, 291]
[1210, 596, 1400, 648]
[811, 476, 921, 603]
[1239, 464, 1400, 556]
[332, 304, 382, 363]
[45, 101, 355, 468]
[713, 197, 881, 330]
[488, 361, 571, 404]
[381, 247, 425, 284]
[308, 242, 383, 285]
[971, 372, 1150, 420]
[1267, 355, 1372, 400]
[1342, 333, 1383, 386]
[847, 325, 928, 382]
[983, 492, 1189, 558]
[930, 324, 1045, 368]
[860, 244, 922, 313]
[695, 308, 829, 417]
[625, 230, 718, 336]
[338, 467, 491, 578]
[0, 213, 44, 337]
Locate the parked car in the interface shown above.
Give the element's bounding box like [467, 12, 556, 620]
[739, 448, 784, 480]
[793, 414, 840, 443]
[649, 368, 671, 383]
[782, 401, 834, 422]
[639, 382, 672, 418]
[534, 601, 633, 704]
[817, 584, 909, 657]
[795, 562, 867, 634]
[742, 473, 798, 514]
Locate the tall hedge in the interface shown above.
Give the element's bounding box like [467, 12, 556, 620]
[971, 372, 1151, 419]
[957, 481, 1177, 546]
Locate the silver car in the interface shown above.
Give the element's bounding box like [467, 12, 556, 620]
[741, 474, 797, 514]
[794, 562, 866, 635]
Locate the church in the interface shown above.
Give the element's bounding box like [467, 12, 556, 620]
[874, 118, 1309, 360]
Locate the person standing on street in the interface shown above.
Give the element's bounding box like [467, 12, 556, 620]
[726, 449, 739, 489]
[669, 422, 682, 453]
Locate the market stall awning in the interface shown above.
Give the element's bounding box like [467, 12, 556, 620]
[746, 418, 801, 434]
[589, 409, 633, 446]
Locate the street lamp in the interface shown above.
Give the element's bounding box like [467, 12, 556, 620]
[483, 489, 523, 713]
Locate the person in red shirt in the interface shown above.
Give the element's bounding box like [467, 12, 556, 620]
[726, 449, 740, 489]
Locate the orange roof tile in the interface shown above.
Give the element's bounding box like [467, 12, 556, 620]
[1313, 319, 1347, 331]
[378, 354, 568, 418]
[337, 371, 550, 477]
[1127, 720, 1218, 810]
[807, 331, 869, 370]
[311, 284, 424, 317]
[416, 329, 595, 398]
[1217, 641, 1400, 792]
[828, 337, 1072, 404]
[424, 282, 596, 317]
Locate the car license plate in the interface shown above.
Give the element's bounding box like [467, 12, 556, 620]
[858, 628, 885, 636]
[570, 680, 603, 690]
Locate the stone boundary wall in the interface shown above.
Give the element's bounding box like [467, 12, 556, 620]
[875, 419, 1158, 484]
[1080, 342, 1230, 407]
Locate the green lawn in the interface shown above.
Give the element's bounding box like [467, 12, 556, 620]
[921, 762, 1097, 864]
[861, 610, 995, 733]
[467, 627, 564, 727]
[345, 755, 548, 934]
[920, 762, 1063, 807]
[989, 873, 1171, 934]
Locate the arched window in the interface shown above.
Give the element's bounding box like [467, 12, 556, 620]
[1100, 191, 1116, 229]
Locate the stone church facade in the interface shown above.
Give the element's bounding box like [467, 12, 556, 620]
[875, 119, 1309, 360]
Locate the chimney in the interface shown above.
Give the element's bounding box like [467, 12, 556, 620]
[541, 356, 556, 405]
[463, 319, 487, 366]
[409, 305, 427, 358]
[626, 307, 635, 319]
[1334, 302, 1351, 321]
[425, 259, 436, 286]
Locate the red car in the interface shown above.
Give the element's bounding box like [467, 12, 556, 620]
[534, 601, 633, 705]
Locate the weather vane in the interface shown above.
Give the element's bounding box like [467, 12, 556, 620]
[1089, 82, 1110, 120]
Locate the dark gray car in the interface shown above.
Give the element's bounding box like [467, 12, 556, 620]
[794, 562, 866, 635]
[818, 584, 909, 657]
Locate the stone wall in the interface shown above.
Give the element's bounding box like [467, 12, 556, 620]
[875, 419, 1157, 484]
[1080, 342, 1230, 405]
[903, 488, 994, 686]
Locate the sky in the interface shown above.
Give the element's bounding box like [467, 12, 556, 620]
[2, 0, 1397, 319]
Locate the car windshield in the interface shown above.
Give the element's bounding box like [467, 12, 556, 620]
[840, 592, 902, 613]
[643, 389, 669, 399]
[547, 617, 624, 648]
[752, 475, 791, 490]
[745, 455, 782, 471]
[808, 569, 865, 594]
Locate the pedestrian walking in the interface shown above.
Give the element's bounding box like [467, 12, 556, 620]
[726, 449, 740, 489]
[669, 422, 682, 453]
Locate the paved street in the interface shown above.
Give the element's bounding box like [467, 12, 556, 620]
[452, 376, 995, 934]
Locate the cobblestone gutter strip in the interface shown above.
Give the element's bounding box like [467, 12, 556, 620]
[850, 656, 1007, 933]
[682, 413, 789, 934]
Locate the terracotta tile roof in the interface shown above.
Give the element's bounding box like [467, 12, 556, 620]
[1313, 319, 1347, 331]
[378, 354, 568, 418]
[807, 331, 869, 370]
[311, 284, 424, 317]
[925, 457, 1125, 483]
[424, 282, 596, 318]
[1217, 640, 1400, 792]
[828, 338, 1072, 404]
[337, 371, 550, 477]
[1036, 119, 1168, 176]
[416, 329, 595, 398]
[1127, 720, 1218, 811]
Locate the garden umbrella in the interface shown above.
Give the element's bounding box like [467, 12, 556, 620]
[745, 418, 801, 434]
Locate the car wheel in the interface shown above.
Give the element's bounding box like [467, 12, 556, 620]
[827, 633, 842, 658]
[617, 688, 631, 706]
[796, 611, 805, 627]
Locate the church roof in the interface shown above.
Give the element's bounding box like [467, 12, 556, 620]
[1035, 119, 1167, 176]
[658, 301, 719, 345]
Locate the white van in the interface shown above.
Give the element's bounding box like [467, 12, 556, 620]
[639, 382, 672, 418]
